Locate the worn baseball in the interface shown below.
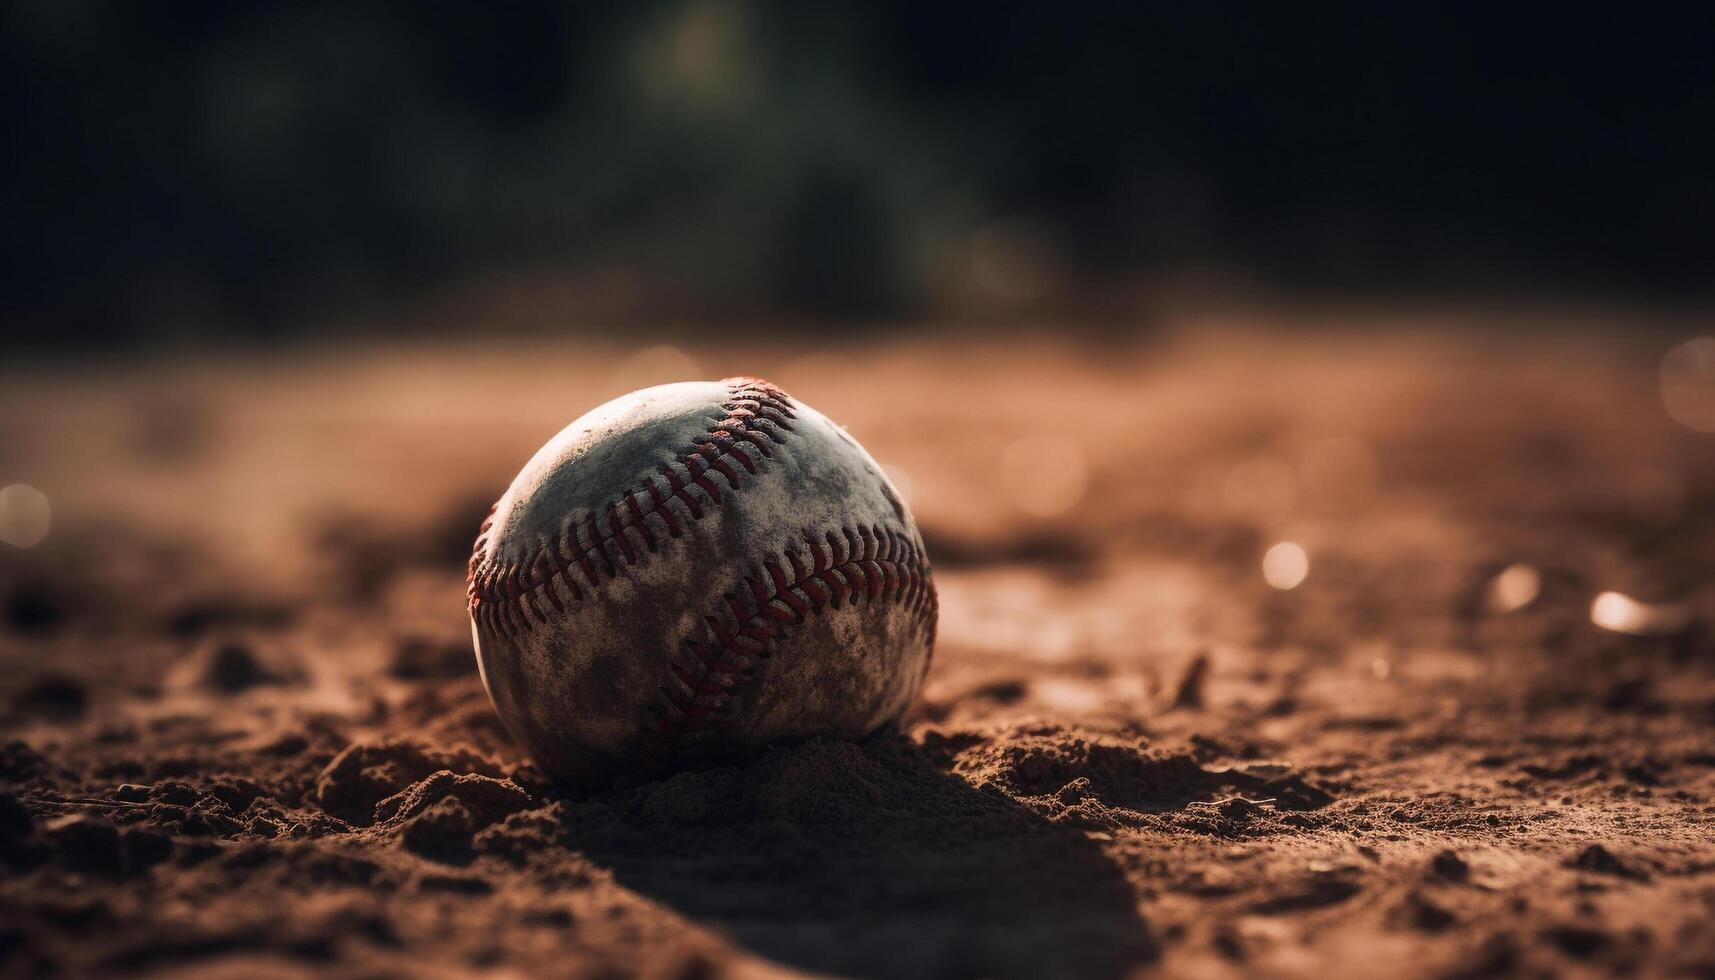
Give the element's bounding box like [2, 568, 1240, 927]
[467, 378, 937, 787]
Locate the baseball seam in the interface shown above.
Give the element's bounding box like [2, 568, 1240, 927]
[640, 523, 937, 766]
[467, 378, 798, 637]
[468, 376, 938, 772]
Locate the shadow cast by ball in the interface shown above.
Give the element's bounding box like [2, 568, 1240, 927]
[560, 734, 1155, 980]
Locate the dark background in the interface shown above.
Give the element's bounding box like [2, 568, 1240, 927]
[5, 1, 1713, 346]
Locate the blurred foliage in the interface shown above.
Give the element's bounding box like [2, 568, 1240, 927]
[3, 1, 1713, 343]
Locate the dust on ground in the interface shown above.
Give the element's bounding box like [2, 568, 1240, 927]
[3, 323, 1714, 978]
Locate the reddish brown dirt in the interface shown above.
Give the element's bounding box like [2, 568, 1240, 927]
[4, 324, 1714, 978]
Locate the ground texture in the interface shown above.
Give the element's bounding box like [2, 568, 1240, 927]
[3, 324, 1714, 978]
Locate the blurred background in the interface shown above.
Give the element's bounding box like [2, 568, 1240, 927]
[7, 7, 1715, 977]
[5, 1, 1714, 349]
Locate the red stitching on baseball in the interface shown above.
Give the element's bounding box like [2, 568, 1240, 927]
[624, 494, 656, 552]
[466, 379, 797, 628]
[644, 478, 682, 538]
[639, 523, 936, 766]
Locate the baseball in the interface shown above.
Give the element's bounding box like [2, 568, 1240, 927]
[466, 377, 937, 787]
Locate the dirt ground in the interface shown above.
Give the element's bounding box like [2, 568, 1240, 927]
[3, 320, 1714, 978]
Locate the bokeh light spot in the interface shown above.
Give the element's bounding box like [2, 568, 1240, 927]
[1487, 562, 1541, 613]
[1590, 591, 1690, 636]
[1660, 337, 1715, 432]
[1000, 437, 1088, 517]
[1262, 541, 1309, 590]
[0, 484, 51, 549]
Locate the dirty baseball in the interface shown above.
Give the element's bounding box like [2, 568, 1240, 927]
[466, 378, 937, 787]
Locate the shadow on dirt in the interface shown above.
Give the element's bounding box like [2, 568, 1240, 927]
[563, 734, 1155, 980]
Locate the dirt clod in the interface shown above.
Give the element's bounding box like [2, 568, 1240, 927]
[1430, 849, 1470, 881]
[400, 796, 478, 863]
[1567, 844, 1649, 881]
